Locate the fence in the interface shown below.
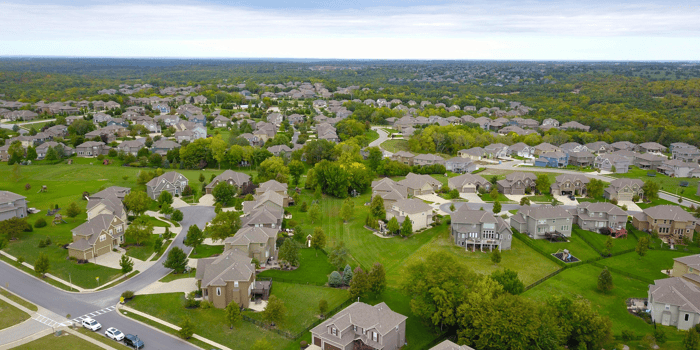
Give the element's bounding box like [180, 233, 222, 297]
[589, 262, 655, 285]
[512, 232, 566, 267]
[524, 267, 566, 292]
[571, 230, 605, 256]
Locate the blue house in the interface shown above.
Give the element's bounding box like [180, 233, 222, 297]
[534, 151, 569, 168]
[154, 104, 170, 114]
[190, 114, 208, 126]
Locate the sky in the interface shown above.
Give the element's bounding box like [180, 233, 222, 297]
[1, 0, 699, 60]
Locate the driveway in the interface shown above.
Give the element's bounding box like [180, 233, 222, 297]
[459, 192, 484, 203]
[172, 197, 190, 208]
[505, 194, 526, 203]
[415, 194, 450, 205]
[619, 200, 643, 213]
[554, 195, 578, 206]
[197, 194, 216, 206]
[93, 251, 156, 272]
[136, 278, 197, 296]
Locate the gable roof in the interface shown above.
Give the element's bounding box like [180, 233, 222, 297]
[675, 255, 700, 270]
[577, 202, 628, 216]
[392, 198, 432, 214]
[205, 170, 250, 189]
[311, 302, 407, 337]
[650, 277, 700, 314]
[258, 180, 287, 193]
[196, 249, 255, 287]
[515, 205, 572, 220]
[642, 205, 696, 222]
[224, 226, 277, 246]
[398, 173, 441, 190]
[0, 191, 25, 203]
[71, 214, 123, 245]
[448, 173, 489, 188]
[146, 171, 187, 188]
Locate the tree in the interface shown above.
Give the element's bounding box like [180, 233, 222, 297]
[386, 217, 400, 235]
[370, 195, 386, 220]
[153, 234, 164, 253]
[262, 295, 287, 326]
[636, 236, 650, 258]
[225, 300, 241, 329]
[258, 156, 289, 183]
[327, 242, 348, 270]
[123, 191, 151, 217]
[368, 263, 386, 295]
[597, 267, 613, 293]
[157, 191, 173, 208]
[311, 227, 326, 256]
[149, 153, 162, 167]
[400, 218, 413, 237]
[340, 198, 354, 222]
[536, 174, 551, 194]
[685, 328, 700, 350]
[0, 217, 31, 240]
[366, 146, 383, 171]
[160, 202, 174, 216]
[546, 296, 613, 350]
[34, 253, 50, 277]
[587, 178, 605, 198]
[490, 269, 524, 295]
[184, 224, 205, 254]
[279, 239, 301, 266]
[604, 236, 614, 256]
[314, 184, 322, 200]
[492, 200, 501, 214]
[349, 266, 370, 299]
[308, 203, 321, 224]
[489, 187, 499, 200]
[212, 181, 235, 205]
[66, 202, 81, 221]
[642, 180, 660, 202]
[252, 339, 273, 350]
[26, 146, 37, 161]
[449, 203, 455, 212]
[178, 318, 195, 339]
[288, 160, 305, 186]
[119, 254, 134, 273]
[171, 209, 183, 221]
[163, 247, 189, 273]
[206, 211, 241, 242]
[126, 216, 153, 246]
[44, 146, 60, 161]
[520, 197, 531, 206]
[199, 173, 205, 183]
[342, 264, 354, 285]
[328, 271, 343, 287]
[491, 248, 502, 265]
[318, 299, 328, 317]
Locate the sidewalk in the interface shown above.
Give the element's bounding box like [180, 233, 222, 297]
[117, 304, 230, 350]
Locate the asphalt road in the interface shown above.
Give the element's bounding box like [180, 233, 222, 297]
[0, 205, 216, 350]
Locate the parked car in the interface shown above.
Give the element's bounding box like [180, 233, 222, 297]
[81, 318, 101, 331]
[105, 327, 125, 341]
[568, 194, 575, 201]
[124, 334, 144, 349]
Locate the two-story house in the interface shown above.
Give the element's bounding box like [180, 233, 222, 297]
[534, 151, 569, 168]
[150, 139, 180, 155]
[86, 194, 127, 223]
[657, 160, 700, 178]
[413, 154, 445, 167]
[196, 249, 256, 309]
[116, 139, 146, 156]
[445, 157, 476, 174]
[632, 205, 697, 243]
[75, 141, 107, 157]
[638, 142, 667, 154]
[145, 171, 189, 200]
[458, 147, 485, 161]
[67, 214, 125, 260]
[391, 151, 415, 166]
[594, 154, 631, 173]
[510, 205, 574, 239]
[550, 174, 590, 196]
[223, 226, 277, 264]
[496, 172, 536, 195]
[648, 277, 700, 330]
[604, 178, 644, 202]
[311, 302, 407, 350]
[451, 206, 513, 251]
[566, 150, 595, 167]
[256, 180, 290, 206]
[205, 170, 251, 194]
[671, 255, 700, 288]
[242, 191, 285, 229]
[448, 173, 490, 194]
[371, 178, 408, 209]
[0, 191, 28, 221]
[571, 202, 628, 232]
[386, 198, 433, 232]
[611, 141, 637, 152]
[398, 173, 441, 196]
[672, 144, 700, 163]
[430, 340, 475, 350]
[507, 142, 535, 159]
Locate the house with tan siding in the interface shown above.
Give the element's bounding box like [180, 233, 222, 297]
[67, 214, 125, 260]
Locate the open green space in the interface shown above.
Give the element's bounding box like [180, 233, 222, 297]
[597, 250, 685, 281]
[123, 235, 155, 261]
[573, 227, 639, 254]
[0, 255, 77, 291]
[364, 129, 379, 144]
[479, 192, 513, 203]
[119, 309, 211, 349]
[141, 214, 170, 228]
[126, 293, 291, 350]
[380, 139, 410, 153]
[243, 282, 349, 334]
[159, 269, 196, 283]
[612, 167, 700, 202]
[524, 232, 601, 262]
[0, 288, 38, 312]
[0, 299, 30, 330]
[188, 244, 224, 259]
[258, 249, 336, 285]
[17, 333, 103, 350]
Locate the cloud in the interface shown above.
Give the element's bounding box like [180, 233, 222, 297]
[0, 0, 699, 59]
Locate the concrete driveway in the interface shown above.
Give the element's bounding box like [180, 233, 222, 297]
[415, 194, 450, 205]
[172, 197, 190, 208]
[198, 194, 216, 206]
[619, 200, 643, 213]
[459, 192, 484, 203]
[136, 277, 198, 296]
[554, 195, 578, 206]
[93, 251, 155, 271]
[505, 194, 527, 203]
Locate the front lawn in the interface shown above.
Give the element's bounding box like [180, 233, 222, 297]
[0, 288, 38, 312]
[243, 282, 349, 334]
[612, 167, 700, 202]
[380, 139, 410, 153]
[126, 293, 291, 350]
[479, 193, 513, 203]
[123, 235, 155, 262]
[159, 269, 196, 283]
[524, 194, 555, 203]
[19, 333, 103, 350]
[188, 244, 224, 259]
[141, 214, 170, 228]
[258, 249, 337, 285]
[0, 299, 30, 330]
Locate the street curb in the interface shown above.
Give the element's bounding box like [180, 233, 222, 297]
[114, 304, 206, 350]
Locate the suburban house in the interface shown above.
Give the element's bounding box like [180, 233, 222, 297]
[89, 186, 131, 201]
[223, 226, 277, 263]
[242, 191, 285, 229]
[174, 130, 196, 143]
[508, 142, 535, 159]
[145, 172, 189, 200]
[560, 121, 590, 132]
[458, 147, 485, 161]
[657, 160, 700, 178]
[451, 206, 513, 251]
[205, 170, 251, 194]
[567, 150, 595, 167]
[391, 151, 415, 166]
[570, 202, 628, 232]
[533, 143, 562, 157]
[0, 191, 28, 221]
[534, 151, 569, 168]
[448, 173, 490, 193]
[484, 143, 509, 159]
[150, 139, 180, 155]
[430, 340, 475, 350]
[67, 214, 125, 260]
[256, 180, 290, 206]
[671, 255, 700, 288]
[648, 277, 700, 330]
[386, 198, 433, 232]
[594, 154, 631, 173]
[267, 145, 293, 158]
[116, 139, 146, 156]
[413, 154, 445, 167]
[445, 157, 476, 173]
[585, 141, 612, 155]
[638, 142, 667, 154]
[510, 205, 574, 239]
[634, 153, 669, 171]
[550, 174, 590, 196]
[398, 173, 441, 196]
[213, 115, 230, 128]
[196, 249, 257, 309]
[632, 205, 697, 243]
[86, 194, 127, 222]
[604, 178, 644, 202]
[36, 142, 74, 159]
[672, 144, 700, 163]
[496, 172, 536, 195]
[75, 141, 107, 157]
[372, 178, 408, 209]
[311, 302, 407, 350]
[611, 141, 637, 152]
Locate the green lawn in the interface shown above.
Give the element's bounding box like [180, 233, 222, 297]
[258, 249, 337, 285]
[612, 167, 700, 202]
[480, 193, 514, 203]
[243, 282, 349, 334]
[123, 234, 155, 261]
[189, 244, 224, 259]
[597, 250, 687, 281]
[380, 139, 410, 153]
[573, 227, 639, 254]
[0, 299, 30, 330]
[524, 194, 555, 203]
[126, 293, 291, 350]
[159, 269, 196, 283]
[141, 214, 170, 228]
[364, 129, 379, 144]
[0, 288, 38, 312]
[524, 232, 602, 261]
[17, 333, 103, 350]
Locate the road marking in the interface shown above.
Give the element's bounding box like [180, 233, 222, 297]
[32, 314, 70, 327]
[72, 306, 117, 324]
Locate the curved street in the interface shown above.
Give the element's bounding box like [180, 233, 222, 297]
[0, 205, 216, 350]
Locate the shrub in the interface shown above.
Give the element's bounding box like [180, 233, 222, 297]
[108, 149, 118, 157]
[328, 271, 343, 287]
[38, 240, 46, 248]
[621, 329, 638, 341]
[97, 154, 105, 161]
[300, 341, 308, 348]
[44, 237, 52, 246]
[16, 256, 25, 265]
[200, 300, 213, 309]
[121, 290, 135, 299]
[184, 291, 201, 308]
[34, 218, 47, 228]
[632, 195, 640, 202]
[610, 198, 618, 205]
[25, 183, 31, 191]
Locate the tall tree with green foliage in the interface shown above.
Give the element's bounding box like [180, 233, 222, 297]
[184, 224, 205, 254]
[123, 190, 150, 217]
[178, 318, 195, 339]
[163, 247, 189, 273]
[491, 248, 502, 265]
[125, 215, 153, 246]
[366, 147, 383, 171]
[597, 267, 613, 293]
[119, 254, 134, 273]
[288, 160, 305, 186]
[158, 190, 173, 207]
[684, 328, 700, 350]
[66, 202, 81, 221]
[311, 227, 326, 256]
[349, 266, 370, 299]
[587, 178, 606, 198]
[279, 239, 301, 266]
[536, 174, 551, 195]
[26, 146, 37, 161]
[225, 300, 241, 329]
[206, 210, 241, 242]
[340, 198, 355, 223]
[386, 217, 400, 235]
[370, 195, 386, 220]
[368, 263, 386, 295]
[309, 203, 321, 224]
[642, 180, 660, 201]
[262, 295, 287, 326]
[636, 236, 650, 258]
[492, 200, 502, 214]
[400, 218, 413, 237]
[327, 242, 348, 270]
[342, 264, 354, 286]
[212, 181, 235, 204]
[490, 269, 524, 295]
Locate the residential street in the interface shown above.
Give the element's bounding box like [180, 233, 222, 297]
[0, 205, 216, 350]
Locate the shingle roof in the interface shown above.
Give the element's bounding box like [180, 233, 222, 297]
[650, 277, 700, 314]
[643, 205, 696, 222]
[515, 205, 572, 220]
[311, 302, 407, 339]
[577, 202, 628, 216]
[224, 226, 277, 246]
[205, 170, 250, 189]
[429, 340, 475, 350]
[0, 191, 25, 202]
[675, 255, 700, 270]
[258, 180, 288, 193]
[196, 249, 255, 288]
[392, 198, 432, 214]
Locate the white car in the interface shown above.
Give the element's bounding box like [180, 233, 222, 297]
[105, 327, 125, 341]
[82, 318, 101, 331]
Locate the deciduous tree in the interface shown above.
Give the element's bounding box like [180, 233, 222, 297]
[34, 252, 50, 277]
[120, 254, 134, 273]
[184, 224, 205, 254]
[262, 295, 287, 326]
[206, 210, 241, 242]
[123, 191, 150, 217]
[490, 269, 524, 295]
[163, 247, 188, 273]
[225, 300, 241, 329]
[340, 198, 354, 222]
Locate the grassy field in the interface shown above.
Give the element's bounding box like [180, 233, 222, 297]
[126, 293, 292, 350]
[123, 234, 155, 261]
[612, 167, 700, 202]
[479, 192, 514, 203]
[0, 288, 37, 312]
[524, 232, 602, 262]
[258, 249, 337, 285]
[0, 299, 30, 330]
[17, 333, 104, 350]
[141, 214, 170, 228]
[243, 282, 349, 334]
[380, 139, 410, 153]
[159, 269, 196, 283]
[597, 250, 685, 281]
[189, 244, 224, 259]
[573, 227, 639, 254]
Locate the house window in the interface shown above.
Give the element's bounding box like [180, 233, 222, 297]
[216, 287, 221, 296]
[665, 304, 670, 310]
[373, 332, 378, 342]
[234, 281, 239, 288]
[353, 325, 357, 332]
[686, 314, 690, 322]
[331, 327, 337, 336]
[99, 235, 106, 242]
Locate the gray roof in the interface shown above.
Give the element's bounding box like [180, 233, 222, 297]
[392, 198, 432, 214]
[70, 214, 123, 245]
[0, 191, 25, 203]
[196, 249, 254, 287]
[430, 340, 475, 350]
[515, 205, 572, 220]
[146, 171, 187, 188]
[448, 173, 489, 188]
[206, 170, 251, 189]
[577, 202, 628, 216]
[258, 180, 287, 193]
[675, 255, 700, 270]
[642, 205, 696, 222]
[86, 194, 125, 218]
[398, 173, 441, 190]
[607, 178, 643, 192]
[649, 277, 700, 314]
[311, 302, 407, 339]
[224, 226, 277, 246]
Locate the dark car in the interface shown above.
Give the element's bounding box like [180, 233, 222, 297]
[124, 334, 144, 349]
[568, 194, 575, 201]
